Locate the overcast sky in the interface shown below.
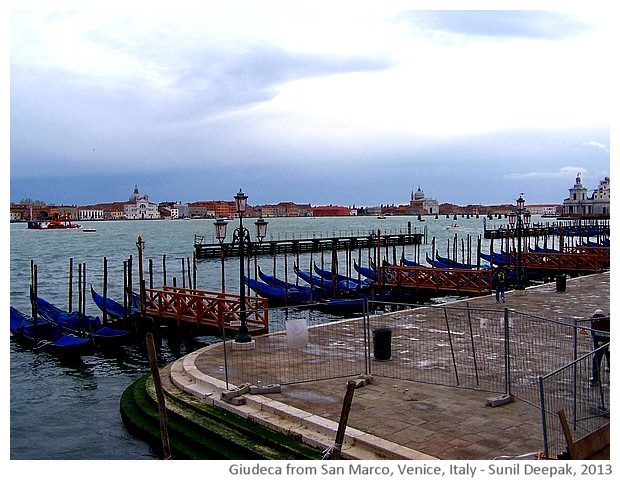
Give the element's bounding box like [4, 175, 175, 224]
[8, 3, 612, 208]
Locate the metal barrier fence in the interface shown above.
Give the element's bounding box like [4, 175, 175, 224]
[538, 344, 610, 459]
[217, 301, 607, 457]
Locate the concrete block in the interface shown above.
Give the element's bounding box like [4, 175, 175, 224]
[486, 393, 515, 407]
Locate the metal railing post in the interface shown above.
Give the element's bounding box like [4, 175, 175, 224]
[504, 308, 511, 395]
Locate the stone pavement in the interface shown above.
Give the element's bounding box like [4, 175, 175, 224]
[168, 272, 610, 460]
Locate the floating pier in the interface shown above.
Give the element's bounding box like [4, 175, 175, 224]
[194, 231, 424, 259]
[483, 220, 610, 240]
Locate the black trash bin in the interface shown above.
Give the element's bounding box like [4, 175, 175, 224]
[373, 328, 392, 361]
[556, 274, 566, 292]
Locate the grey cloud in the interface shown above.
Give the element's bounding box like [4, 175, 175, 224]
[403, 10, 591, 40]
[170, 45, 394, 119]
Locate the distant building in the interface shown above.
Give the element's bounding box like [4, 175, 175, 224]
[188, 200, 236, 218]
[78, 207, 105, 220]
[159, 202, 188, 219]
[526, 204, 562, 216]
[312, 205, 352, 217]
[562, 174, 610, 218]
[124, 185, 160, 220]
[409, 187, 440, 215]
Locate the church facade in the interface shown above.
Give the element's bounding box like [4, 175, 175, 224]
[124, 185, 161, 220]
[562, 174, 610, 218]
[409, 187, 440, 215]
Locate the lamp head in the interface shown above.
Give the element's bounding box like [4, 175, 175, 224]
[254, 216, 268, 242]
[213, 217, 228, 243]
[234, 188, 248, 214]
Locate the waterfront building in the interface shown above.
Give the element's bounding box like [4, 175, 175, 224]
[312, 205, 352, 216]
[526, 204, 562, 216]
[78, 207, 104, 221]
[562, 174, 610, 218]
[256, 202, 313, 217]
[78, 202, 126, 220]
[124, 185, 160, 220]
[188, 200, 236, 218]
[9, 203, 60, 221]
[409, 187, 440, 215]
[158, 202, 188, 219]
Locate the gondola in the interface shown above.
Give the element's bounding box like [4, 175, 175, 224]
[90, 285, 141, 319]
[530, 245, 561, 254]
[479, 251, 513, 266]
[10, 306, 92, 356]
[427, 253, 487, 270]
[312, 263, 372, 289]
[33, 295, 133, 348]
[257, 268, 329, 301]
[353, 260, 378, 281]
[244, 277, 320, 306]
[400, 257, 421, 267]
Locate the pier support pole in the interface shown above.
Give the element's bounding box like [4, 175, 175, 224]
[145, 331, 172, 459]
[323, 380, 356, 460]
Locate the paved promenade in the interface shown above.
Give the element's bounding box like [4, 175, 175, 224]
[168, 272, 610, 460]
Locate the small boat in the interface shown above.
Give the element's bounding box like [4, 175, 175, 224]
[91, 286, 141, 319]
[308, 297, 367, 314]
[353, 260, 378, 281]
[294, 265, 339, 291]
[257, 268, 329, 301]
[444, 224, 463, 230]
[313, 263, 373, 288]
[34, 296, 133, 348]
[426, 253, 487, 270]
[400, 257, 421, 267]
[83, 228, 97, 232]
[28, 214, 81, 230]
[10, 307, 92, 356]
[244, 277, 320, 306]
[479, 251, 511, 266]
[530, 245, 561, 254]
[377, 215, 386, 219]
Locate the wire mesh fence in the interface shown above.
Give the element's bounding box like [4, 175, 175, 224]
[538, 343, 610, 459]
[216, 300, 608, 458]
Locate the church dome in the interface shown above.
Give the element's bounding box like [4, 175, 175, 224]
[414, 187, 425, 200]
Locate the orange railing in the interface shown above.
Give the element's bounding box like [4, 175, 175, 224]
[142, 286, 269, 334]
[378, 265, 492, 295]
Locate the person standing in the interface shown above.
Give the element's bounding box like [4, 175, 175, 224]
[590, 308, 610, 387]
[494, 267, 506, 303]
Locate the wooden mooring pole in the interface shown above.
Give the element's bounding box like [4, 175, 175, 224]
[145, 331, 172, 459]
[323, 380, 357, 460]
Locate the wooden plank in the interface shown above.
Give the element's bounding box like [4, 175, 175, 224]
[558, 410, 610, 460]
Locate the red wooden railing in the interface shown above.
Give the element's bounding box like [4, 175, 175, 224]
[142, 285, 269, 334]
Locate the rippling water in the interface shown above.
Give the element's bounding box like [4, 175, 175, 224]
[9, 214, 506, 459]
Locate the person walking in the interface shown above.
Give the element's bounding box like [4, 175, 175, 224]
[494, 267, 506, 303]
[590, 308, 610, 387]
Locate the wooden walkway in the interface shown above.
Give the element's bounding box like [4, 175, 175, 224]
[483, 222, 610, 239]
[142, 286, 269, 335]
[377, 247, 608, 296]
[194, 232, 423, 259]
[497, 248, 610, 272]
[378, 265, 492, 295]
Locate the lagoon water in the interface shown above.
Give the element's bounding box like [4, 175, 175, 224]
[9, 214, 508, 459]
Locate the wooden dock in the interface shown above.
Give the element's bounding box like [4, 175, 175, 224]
[378, 265, 492, 296]
[142, 285, 269, 336]
[377, 246, 609, 298]
[194, 232, 424, 259]
[483, 221, 610, 240]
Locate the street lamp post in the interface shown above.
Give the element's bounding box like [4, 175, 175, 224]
[508, 194, 531, 291]
[215, 189, 268, 343]
[213, 217, 228, 293]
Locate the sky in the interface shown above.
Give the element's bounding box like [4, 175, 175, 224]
[6, 1, 613, 208]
